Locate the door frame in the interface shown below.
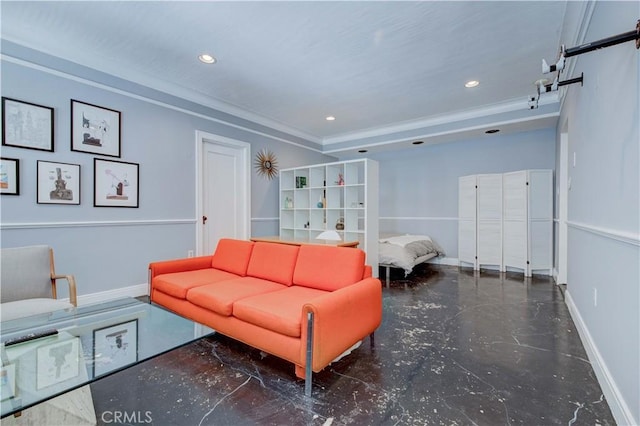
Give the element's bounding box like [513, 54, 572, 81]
[195, 130, 251, 255]
[557, 124, 569, 285]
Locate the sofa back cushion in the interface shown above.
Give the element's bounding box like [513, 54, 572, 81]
[211, 239, 254, 276]
[246, 242, 300, 285]
[293, 245, 366, 291]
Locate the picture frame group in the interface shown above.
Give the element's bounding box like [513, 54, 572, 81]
[1, 96, 139, 208]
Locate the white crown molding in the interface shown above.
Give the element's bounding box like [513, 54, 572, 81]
[1, 54, 324, 154]
[2, 36, 562, 150]
[1, 37, 323, 145]
[323, 94, 560, 146]
[323, 111, 559, 154]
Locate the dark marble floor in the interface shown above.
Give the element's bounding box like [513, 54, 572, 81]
[91, 265, 615, 425]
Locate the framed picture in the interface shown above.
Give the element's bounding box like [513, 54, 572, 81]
[37, 160, 81, 205]
[36, 338, 80, 390]
[0, 364, 16, 401]
[93, 319, 138, 377]
[71, 99, 121, 157]
[94, 158, 139, 208]
[0, 157, 20, 195]
[2, 97, 54, 152]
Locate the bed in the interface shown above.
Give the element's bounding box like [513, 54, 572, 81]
[378, 234, 445, 287]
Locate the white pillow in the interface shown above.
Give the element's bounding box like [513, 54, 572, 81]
[379, 234, 433, 248]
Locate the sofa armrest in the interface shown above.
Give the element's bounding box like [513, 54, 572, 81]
[52, 274, 78, 306]
[302, 277, 382, 371]
[363, 265, 372, 278]
[148, 256, 214, 279]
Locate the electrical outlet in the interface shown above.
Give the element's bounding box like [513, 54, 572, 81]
[593, 288, 598, 307]
[188, 250, 194, 258]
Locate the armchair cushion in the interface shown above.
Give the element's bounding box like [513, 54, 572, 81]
[1, 245, 52, 303]
[1, 299, 74, 322]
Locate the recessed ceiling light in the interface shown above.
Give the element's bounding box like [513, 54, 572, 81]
[485, 129, 500, 134]
[465, 80, 480, 88]
[198, 54, 216, 64]
[412, 140, 424, 145]
[358, 149, 368, 153]
[326, 116, 336, 121]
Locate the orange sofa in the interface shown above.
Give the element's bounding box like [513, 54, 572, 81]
[149, 238, 382, 395]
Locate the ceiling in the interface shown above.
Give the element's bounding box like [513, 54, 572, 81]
[1, 1, 571, 149]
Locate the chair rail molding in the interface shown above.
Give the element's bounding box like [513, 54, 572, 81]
[0, 218, 196, 230]
[567, 221, 640, 247]
[251, 217, 279, 222]
[380, 216, 458, 221]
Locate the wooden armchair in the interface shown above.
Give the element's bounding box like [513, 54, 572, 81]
[1, 245, 77, 322]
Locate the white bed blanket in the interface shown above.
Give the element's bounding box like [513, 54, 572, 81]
[379, 235, 445, 275]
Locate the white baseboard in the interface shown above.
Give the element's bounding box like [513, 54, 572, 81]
[427, 256, 459, 266]
[565, 290, 636, 426]
[71, 283, 149, 306]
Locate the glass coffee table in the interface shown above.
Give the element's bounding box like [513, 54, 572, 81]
[1, 297, 211, 418]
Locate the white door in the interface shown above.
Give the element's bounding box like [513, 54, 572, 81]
[196, 131, 250, 255]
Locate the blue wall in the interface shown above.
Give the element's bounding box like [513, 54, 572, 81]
[361, 128, 556, 258]
[558, 1, 639, 423]
[0, 46, 333, 298]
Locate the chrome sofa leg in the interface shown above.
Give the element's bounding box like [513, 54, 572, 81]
[305, 311, 314, 397]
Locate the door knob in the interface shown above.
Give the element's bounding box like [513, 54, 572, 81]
[203, 215, 208, 224]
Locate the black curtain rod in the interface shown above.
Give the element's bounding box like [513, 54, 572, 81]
[565, 20, 640, 57]
[543, 73, 583, 93]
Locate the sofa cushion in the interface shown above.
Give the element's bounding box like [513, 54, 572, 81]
[186, 277, 286, 316]
[293, 245, 366, 291]
[246, 242, 299, 286]
[211, 239, 255, 276]
[233, 286, 329, 338]
[154, 269, 239, 299]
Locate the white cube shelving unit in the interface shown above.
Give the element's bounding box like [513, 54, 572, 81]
[279, 159, 379, 276]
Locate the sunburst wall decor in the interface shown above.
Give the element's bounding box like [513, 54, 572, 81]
[254, 149, 278, 180]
